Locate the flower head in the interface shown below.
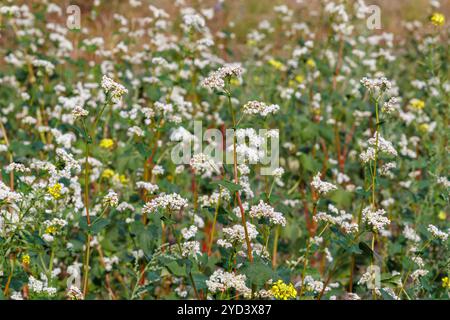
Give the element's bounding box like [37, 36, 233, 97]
[271, 280, 297, 300]
[430, 12, 445, 26]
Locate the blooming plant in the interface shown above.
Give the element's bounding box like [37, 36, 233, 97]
[0, 0, 448, 301]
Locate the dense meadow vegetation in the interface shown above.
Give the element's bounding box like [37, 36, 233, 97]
[0, 0, 449, 300]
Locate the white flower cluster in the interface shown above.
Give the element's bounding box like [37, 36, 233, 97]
[200, 189, 230, 207]
[181, 225, 198, 240]
[190, 153, 220, 176]
[403, 225, 421, 243]
[0, 181, 22, 202]
[180, 240, 201, 258]
[249, 200, 286, 226]
[427, 224, 448, 241]
[103, 190, 119, 207]
[360, 132, 397, 163]
[303, 276, 331, 294]
[136, 181, 159, 193]
[206, 269, 250, 295]
[437, 176, 450, 188]
[362, 206, 391, 233]
[357, 268, 379, 290]
[360, 77, 392, 92]
[200, 64, 243, 90]
[314, 204, 358, 234]
[5, 162, 30, 173]
[101, 75, 128, 100]
[28, 275, 57, 296]
[72, 105, 88, 119]
[142, 193, 188, 214]
[382, 97, 399, 114]
[311, 172, 337, 195]
[242, 101, 280, 116]
[67, 285, 84, 300]
[218, 222, 258, 247]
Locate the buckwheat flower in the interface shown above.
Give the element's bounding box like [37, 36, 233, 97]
[362, 206, 391, 233]
[437, 176, 450, 188]
[360, 77, 392, 92]
[180, 240, 202, 258]
[5, 162, 30, 173]
[190, 153, 220, 176]
[72, 106, 88, 119]
[221, 222, 258, 244]
[411, 269, 429, 282]
[311, 172, 337, 195]
[430, 12, 445, 26]
[403, 225, 421, 242]
[201, 63, 243, 90]
[127, 126, 144, 137]
[358, 267, 379, 290]
[427, 224, 448, 241]
[367, 133, 398, 157]
[242, 100, 280, 116]
[67, 286, 84, 300]
[379, 162, 396, 178]
[272, 167, 284, 178]
[152, 165, 165, 176]
[181, 10, 206, 32]
[314, 204, 358, 234]
[32, 59, 55, 75]
[382, 97, 398, 114]
[249, 200, 286, 226]
[136, 181, 159, 193]
[206, 269, 250, 295]
[103, 190, 119, 207]
[303, 276, 330, 294]
[101, 75, 128, 100]
[181, 225, 198, 240]
[0, 181, 22, 202]
[10, 291, 23, 300]
[345, 293, 361, 300]
[142, 193, 188, 214]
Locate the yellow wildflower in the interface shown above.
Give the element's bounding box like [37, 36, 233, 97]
[22, 254, 30, 265]
[48, 183, 62, 199]
[430, 13, 445, 26]
[410, 99, 425, 110]
[438, 211, 447, 221]
[306, 58, 316, 68]
[268, 59, 285, 71]
[100, 138, 114, 149]
[442, 277, 450, 289]
[45, 225, 57, 234]
[295, 74, 304, 83]
[419, 123, 429, 133]
[271, 280, 297, 300]
[102, 169, 115, 179]
[119, 174, 129, 184]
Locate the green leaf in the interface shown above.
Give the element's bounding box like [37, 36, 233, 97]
[211, 180, 242, 193]
[165, 261, 186, 277]
[358, 241, 373, 258]
[241, 259, 274, 286]
[90, 218, 110, 234]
